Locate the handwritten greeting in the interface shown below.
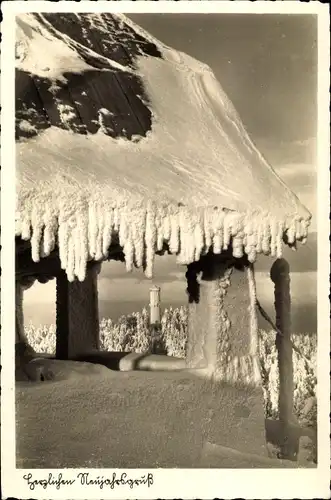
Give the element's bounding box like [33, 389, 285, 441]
[22, 471, 154, 491]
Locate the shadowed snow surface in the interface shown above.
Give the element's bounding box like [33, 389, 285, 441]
[16, 13, 161, 141]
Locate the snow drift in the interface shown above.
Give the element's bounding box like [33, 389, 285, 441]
[15, 13, 311, 281]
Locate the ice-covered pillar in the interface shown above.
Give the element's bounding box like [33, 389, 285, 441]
[270, 258, 294, 426]
[186, 254, 261, 386]
[186, 253, 267, 456]
[149, 285, 161, 325]
[56, 263, 100, 359]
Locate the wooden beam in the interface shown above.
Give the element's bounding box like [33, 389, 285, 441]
[56, 269, 70, 359]
[56, 264, 100, 359]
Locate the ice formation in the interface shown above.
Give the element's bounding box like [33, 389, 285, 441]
[15, 13, 311, 282]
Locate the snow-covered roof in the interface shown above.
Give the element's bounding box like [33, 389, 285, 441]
[15, 13, 311, 282]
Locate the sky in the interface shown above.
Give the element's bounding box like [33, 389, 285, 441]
[23, 14, 318, 333]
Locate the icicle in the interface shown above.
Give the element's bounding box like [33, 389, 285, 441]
[223, 213, 231, 250]
[131, 206, 145, 268]
[42, 207, 57, 257]
[58, 222, 67, 270]
[203, 209, 213, 250]
[78, 256, 87, 282]
[302, 218, 310, 237]
[30, 204, 42, 262]
[248, 248, 257, 263]
[95, 202, 104, 261]
[144, 201, 156, 278]
[82, 208, 90, 279]
[39, 228, 47, 259]
[15, 217, 22, 237]
[42, 224, 53, 257]
[213, 232, 222, 254]
[113, 206, 120, 232]
[155, 207, 164, 252]
[244, 216, 253, 236]
[276, 221, 284, 259]
[102, 209, 113, 257]
[301, 222, 308, 240]
[262, 218, 271, 254]
[250, 217, 258, 251]
[287, 221, 296, 244]
[245, 240, 256, 260]
[72, 224, 81, 280]
[66, 235, 75, 282]
[18, 193, 33, 240]
[169, 207, 180, 254]
[242, 217, 251, 256]
[177, 206, 187, 263]
[270, 217, 278, 257]
[118, 208, 129, 248]
[21, 216, 31, 241]
[74, 202, 89, 282]
[295, 218, 303, 240]
[162, 209, 171, 242]
[246, 224, 257, 261]
[124, 232, 134, 272]
[256, 216, 263, 254]
[178, 207, 196, 263]
[194, 218, 204, 262]
[212, 208, 224, 254]
[230, 212, 242, 237]
[88, 201, 98, 258]
[232, 234, 244, 258]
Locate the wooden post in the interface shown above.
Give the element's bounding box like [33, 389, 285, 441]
[270, 259, 294, 427]
[56, 263, 100, 359]
[149, 286, 161, 325]
[56, 270, 70, 359]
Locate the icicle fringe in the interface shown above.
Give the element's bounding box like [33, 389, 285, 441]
[16, 185, 310, 282]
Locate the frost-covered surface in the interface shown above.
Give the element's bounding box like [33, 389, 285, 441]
[25, 307, 317, 425]
[259, 329, 317, 425]
[16, 13, 311, 282]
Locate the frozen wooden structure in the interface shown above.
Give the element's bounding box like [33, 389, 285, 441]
[15, 13, 311, 386]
